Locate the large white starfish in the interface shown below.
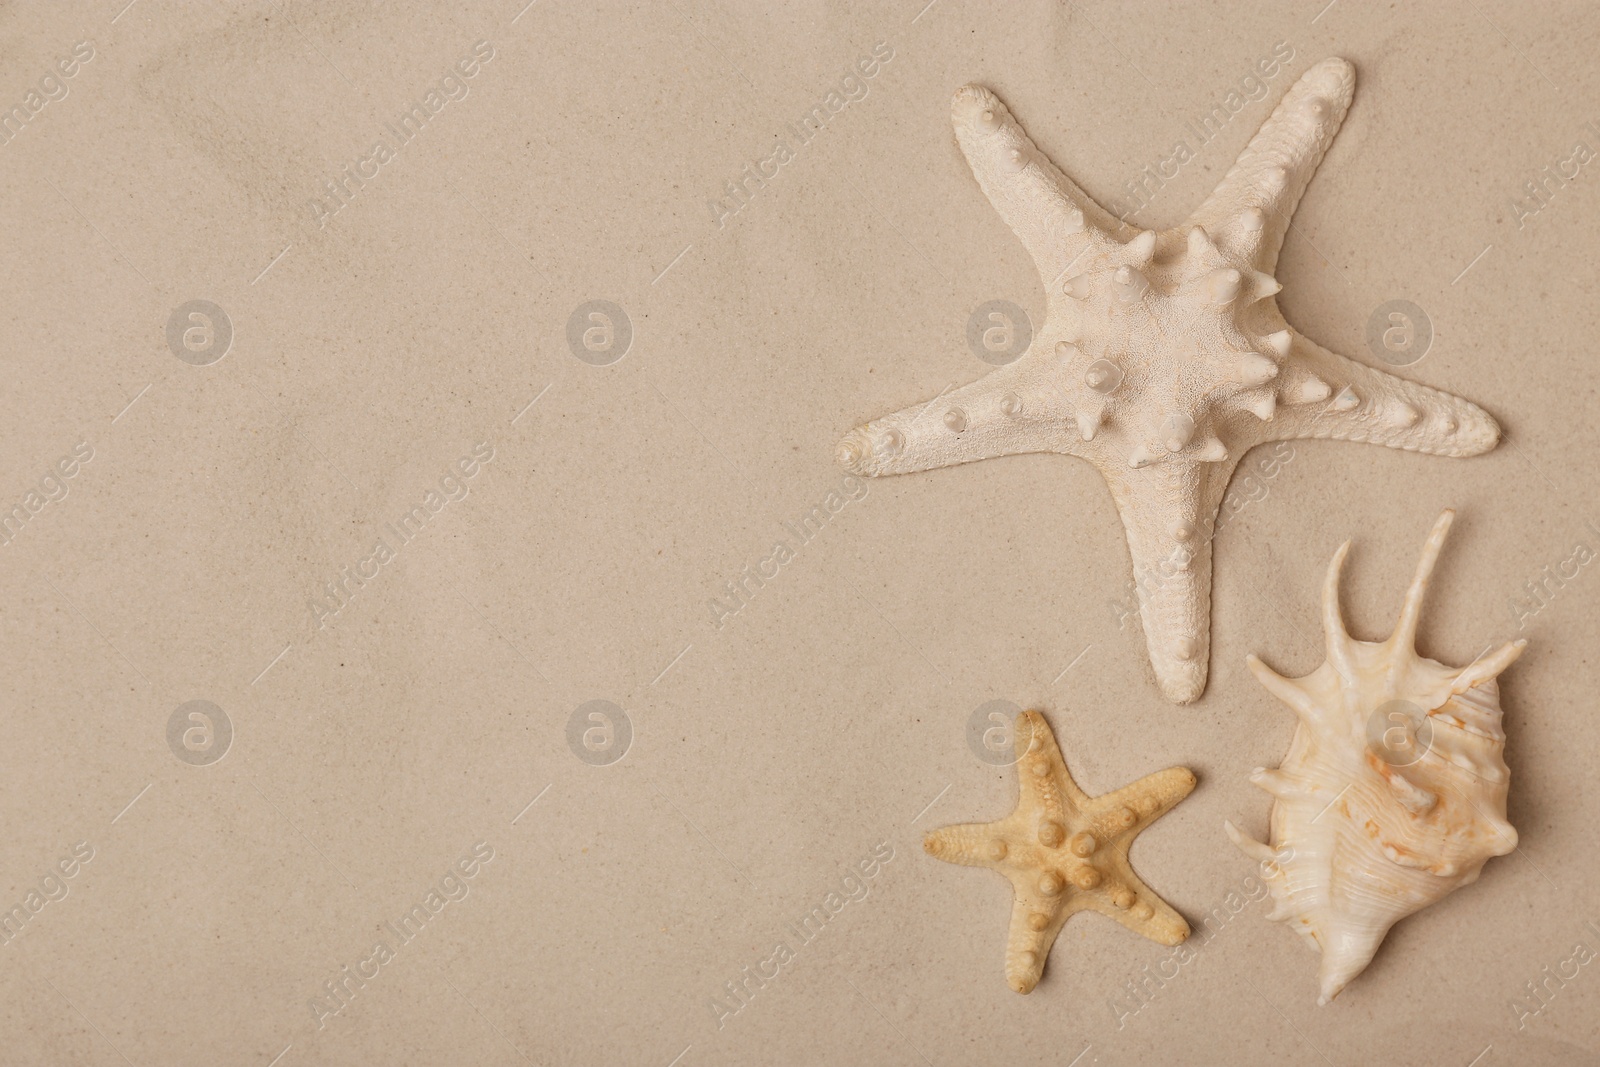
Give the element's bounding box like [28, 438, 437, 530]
[837, 58, 1501, 703]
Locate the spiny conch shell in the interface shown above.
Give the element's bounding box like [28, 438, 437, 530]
[1224, 509, 1526, 1005]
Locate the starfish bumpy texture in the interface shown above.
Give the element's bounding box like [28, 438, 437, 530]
[924, 710, 1195, 993]
[837, 59, 1501, 703]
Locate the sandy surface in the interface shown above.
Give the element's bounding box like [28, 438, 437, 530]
[2, 2, 1598, 1064]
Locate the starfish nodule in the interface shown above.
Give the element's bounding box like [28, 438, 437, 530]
[837, 59, 1501, 703]
[924, 710, 1196, 994]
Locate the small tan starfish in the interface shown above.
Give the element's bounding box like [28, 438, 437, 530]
[924, 710, 1196, 993]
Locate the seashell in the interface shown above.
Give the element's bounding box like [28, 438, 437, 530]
[1225, 510, 1526, 1004]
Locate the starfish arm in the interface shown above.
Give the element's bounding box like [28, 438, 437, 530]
[1247, 330, 1501, 456]
[1013, 710, 1092, 810]
[923, 821, 1008, 869]
[837, 360, 1078, 477]
[1187, 57, 1356, 274]
[1091, 766, 1199, 839]
[1080, 858, 1190, 946]
[1002, 887, 1070, 994]
[950, 84, 1120, 284]
[1101, 461, 1236, 703]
